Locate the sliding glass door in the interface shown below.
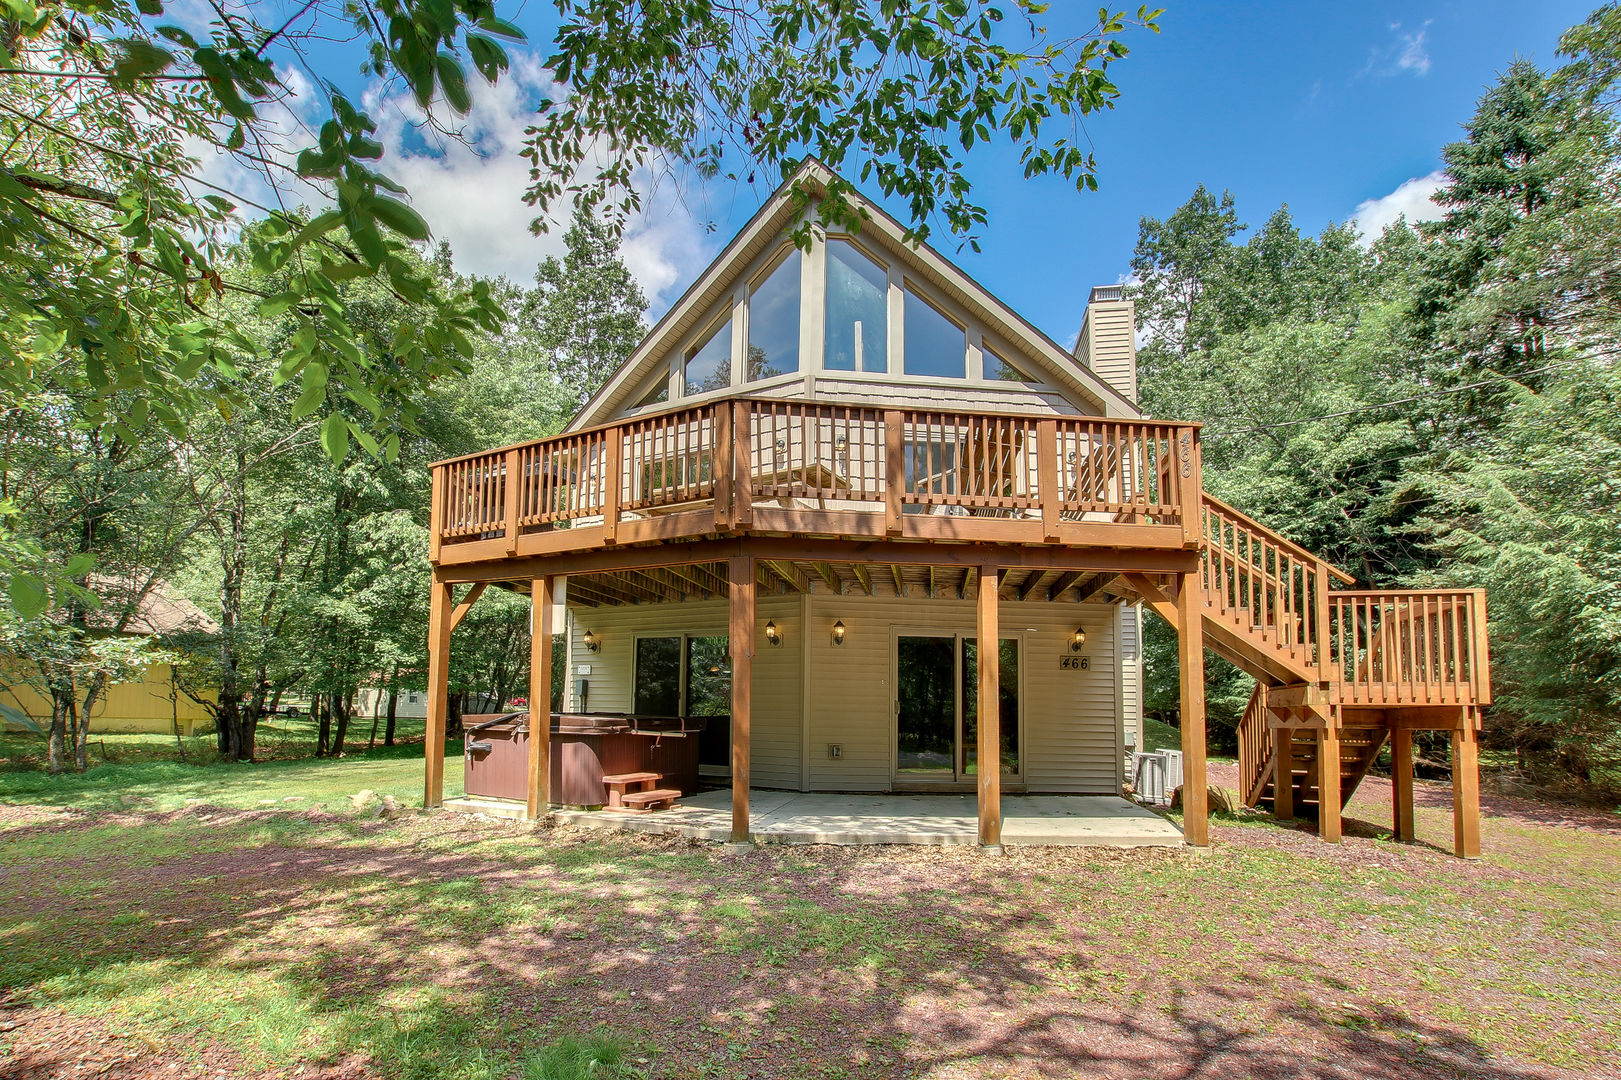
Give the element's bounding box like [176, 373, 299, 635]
[895, 632, 1020, 784]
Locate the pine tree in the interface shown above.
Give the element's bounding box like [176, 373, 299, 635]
[525, 211, 650, 410]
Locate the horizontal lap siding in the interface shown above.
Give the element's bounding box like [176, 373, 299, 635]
[806, 595, 1120, 793]
[813, 378, 1085, 416]
[564, 596, 802, 789]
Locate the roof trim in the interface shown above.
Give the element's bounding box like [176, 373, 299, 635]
[567, 159, 1137, 430]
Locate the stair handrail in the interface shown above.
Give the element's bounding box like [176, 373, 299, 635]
[1200, 494, 1357, 586]
[1237, 682, 1275, 806]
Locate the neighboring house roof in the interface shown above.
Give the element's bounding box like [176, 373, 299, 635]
[569, 158, 1140, 430]
[83, 576, 220, 637]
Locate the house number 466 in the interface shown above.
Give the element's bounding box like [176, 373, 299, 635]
[1060, 656, 1089, 670]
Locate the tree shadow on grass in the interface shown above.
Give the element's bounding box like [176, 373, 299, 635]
[0, 808, 1596, 1080]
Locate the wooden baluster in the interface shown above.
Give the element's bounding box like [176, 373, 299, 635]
[1038, 419, 1060, 541]
[504, 449, 520, 554]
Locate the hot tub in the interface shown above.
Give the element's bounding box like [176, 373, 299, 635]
[462, 713, 705, 806]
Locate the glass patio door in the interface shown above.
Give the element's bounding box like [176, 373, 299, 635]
[895, 633, 1020, 783]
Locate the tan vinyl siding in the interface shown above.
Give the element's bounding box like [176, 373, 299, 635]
[805, 594, 1120, 793]
[811, 378, 1089, 416]
[1119, 603, 1143, 758]
[563, 596, 803, 789]
[1076, 300, 1137, 403]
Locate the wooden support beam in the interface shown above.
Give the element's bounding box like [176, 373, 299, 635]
[1392, 726, 1415, 842]
[1452, 724, 1481, 859]
[1016, 569, 1048, 602]
[1045, 570, 1085, 601]
[891, 564, 906, 597]
[1073, 573, 1122, 605]
[960, 567, 975, 600]
[423, 579, 453, 808]
[1274, 728, 1295, 821]
[1175, 570, 1208, 848]
[1318, 725, 1342, 844]
[663, 563, 719, 597]
[1126, 572, 1179, 626]
[764, 559, 810, 594]
[449, 582, 488, 631]
[527, 576, 554, 820]
[977, 564, 1002, 851]
[812, 562, 842, 594]
[850, 562, 875, 596]
[729, 556, 755, 843]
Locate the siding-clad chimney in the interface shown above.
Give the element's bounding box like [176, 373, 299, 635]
[1073, 285, 1137, 403]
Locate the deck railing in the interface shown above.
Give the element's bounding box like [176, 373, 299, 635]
[1236, 682, 1275, 806]
[430, 397, 1204, 559]
[1326, 589, 1491, 707]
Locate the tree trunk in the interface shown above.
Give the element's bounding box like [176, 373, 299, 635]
[47, 676, 72, 775]
[331, 689, 353, 757]
[384, 684, 398, 747]
[316, 694, 332, 757]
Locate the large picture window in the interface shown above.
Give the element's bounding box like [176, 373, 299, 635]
[747, 250, 801, 380]
[825, 239, 888, 372]
[904, 288, 966, 378]
[633, 634, 730, 716]
[684, 317, 732, 394]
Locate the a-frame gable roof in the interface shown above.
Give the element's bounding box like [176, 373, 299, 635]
[569, 160, 1138, 429]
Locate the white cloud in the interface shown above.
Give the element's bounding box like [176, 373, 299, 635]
[366, 56, 712, 308]
[1350, 171, 1447, 242]
[1360, 20, 1433, 79]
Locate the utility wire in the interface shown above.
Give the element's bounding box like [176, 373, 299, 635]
[1199, 358, 1588, 439]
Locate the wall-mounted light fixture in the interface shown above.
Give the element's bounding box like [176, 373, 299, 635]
[834, 433, 849, 453]
[583, 629, 601, 653]
[831, 620, 846, 647]
[1069, 626, 1086, 653]
[764, 619, 782, 646]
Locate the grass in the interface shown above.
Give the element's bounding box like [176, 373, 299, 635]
[0, 727, 461, 813]
[1140, 715, 1181, 753]
[0, 740, 1617, 1079]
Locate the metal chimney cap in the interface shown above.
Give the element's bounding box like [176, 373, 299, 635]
[1088, 284, 1126, 303]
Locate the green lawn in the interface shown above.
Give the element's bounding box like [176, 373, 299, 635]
[0, 740, 1616, 1080]
[0, 727, 459, 813]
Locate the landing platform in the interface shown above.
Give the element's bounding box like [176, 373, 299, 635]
[550, 789, 1184, 847]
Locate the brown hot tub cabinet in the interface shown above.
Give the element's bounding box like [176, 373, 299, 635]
[462, 713, 704, 807]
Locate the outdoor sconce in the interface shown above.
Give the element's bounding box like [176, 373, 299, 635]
[764, 619, 782, 646]
[583, 629, 601, 653]
[834, 433, 849, 453]
[1070, 626, 1086, 653]
[831, 620, 846, 647]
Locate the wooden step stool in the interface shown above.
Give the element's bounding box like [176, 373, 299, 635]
[601, 771, 679, 812]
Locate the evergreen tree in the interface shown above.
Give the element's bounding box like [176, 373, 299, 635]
[525, 210, 652, 411]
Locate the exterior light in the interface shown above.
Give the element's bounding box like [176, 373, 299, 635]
[1070, 626, 1086, 653]
[834, 433, 848, 452]
[831, 620, 846, 647]
[583, 629, 600, 652]
[765, 619, 781, 646]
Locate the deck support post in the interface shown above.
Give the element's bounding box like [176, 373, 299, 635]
[1318, 724, 1342, 843]
[526, 576, 555, 821]
[1274, 724, 1295, 821]
[1175, 573, 1209, 848]
[423, 577, 453, 808]
[729, 555, 755, 843]
[976, 564, 1002, 851]
[1392, 725, 1415, 842]
[1452, 722, 1481, 859]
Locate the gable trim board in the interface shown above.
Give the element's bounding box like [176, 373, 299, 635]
[570, 159, 1139, 430]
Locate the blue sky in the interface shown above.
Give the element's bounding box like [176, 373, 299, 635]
[287, 2, 1597, 345]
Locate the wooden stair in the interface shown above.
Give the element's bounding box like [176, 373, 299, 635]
[1170, 495, 1491, 837]
[602, 771, 680, 813]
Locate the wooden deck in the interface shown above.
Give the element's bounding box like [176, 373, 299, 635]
[430, 398, 1204, 569]
[422, 394, 1491, 859]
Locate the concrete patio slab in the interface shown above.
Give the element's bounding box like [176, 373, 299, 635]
[551, 789, 1184, 847]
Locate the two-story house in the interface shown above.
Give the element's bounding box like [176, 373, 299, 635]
[423, 162, 1492, 857]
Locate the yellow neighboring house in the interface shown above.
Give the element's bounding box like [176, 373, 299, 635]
[2, 585, 219, 737]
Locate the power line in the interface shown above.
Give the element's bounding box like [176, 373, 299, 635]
[1199, 359, 1588, 439]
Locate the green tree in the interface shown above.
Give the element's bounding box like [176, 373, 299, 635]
[525, 210, 649, 410]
